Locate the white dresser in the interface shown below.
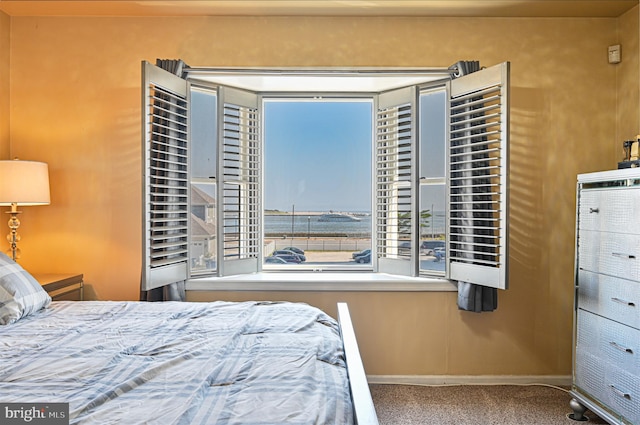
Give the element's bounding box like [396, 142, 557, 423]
[570, 169, 640, 425]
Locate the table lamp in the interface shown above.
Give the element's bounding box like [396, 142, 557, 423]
[0, 159, 51, 261]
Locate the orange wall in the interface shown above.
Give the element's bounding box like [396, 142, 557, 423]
[619, 5, 640, 140]
[4, 12, 639, 377]
[0, 11, 8, 157]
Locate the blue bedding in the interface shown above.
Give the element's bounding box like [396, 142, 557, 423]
[0, 300, 354, 424]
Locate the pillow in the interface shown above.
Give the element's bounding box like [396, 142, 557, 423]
[0, 252, 51, 325]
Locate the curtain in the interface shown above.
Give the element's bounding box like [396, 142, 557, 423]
[140, 280, 185, 302]
[450, 61, 498, 313]
[457, 281, 498, 312]
[155, 58, 188, 79]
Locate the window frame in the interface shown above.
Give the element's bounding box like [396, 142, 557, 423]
[143, 61, 509, 292]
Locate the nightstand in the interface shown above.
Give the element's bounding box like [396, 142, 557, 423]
[33, 273, 84, 301]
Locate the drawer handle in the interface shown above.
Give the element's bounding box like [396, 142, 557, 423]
[589, 207, 599, 213]
[611, 297, 636, 307]
[609, 341, 634, 355]
[612, 252, 636, 260]
[609, 384, 632, 400]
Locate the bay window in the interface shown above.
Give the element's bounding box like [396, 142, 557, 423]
[141, 61, 509, 292]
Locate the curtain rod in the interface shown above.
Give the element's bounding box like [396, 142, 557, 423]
[184, 66, 458, 76]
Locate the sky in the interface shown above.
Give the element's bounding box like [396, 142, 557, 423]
[189, 89, 447, 215]
[263, 100, 373, 212]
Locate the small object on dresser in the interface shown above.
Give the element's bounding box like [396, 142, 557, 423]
[618, 139, 640, 169]
[618, 159, 640, 169]
[33, 273, 84, 301]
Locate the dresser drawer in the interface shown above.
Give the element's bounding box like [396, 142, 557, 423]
[575, 349, 640, 425]
[579, 187, 640, 234]
[575, 310, 640, 425]
[578, 270, 640, 329]
[575, 348, 606, 404]
[577, 310, 640, 373]
[579, 230, 640, 281]
[604, 364, 640, 425]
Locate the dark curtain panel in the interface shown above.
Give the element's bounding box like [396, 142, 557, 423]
[450, 60, 498, 313]
[457, 281, 498, 313]
[140, 281, 186, 302]
[155, 58, 188, 78]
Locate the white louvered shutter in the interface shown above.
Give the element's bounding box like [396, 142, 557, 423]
[218, 87, 261, 276]
[447, 62, 510, 290]
[375, 87, 417, 276]
[142, 61, 190, 291]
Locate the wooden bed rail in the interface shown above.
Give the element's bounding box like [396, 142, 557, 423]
[337, 302, 380, 425]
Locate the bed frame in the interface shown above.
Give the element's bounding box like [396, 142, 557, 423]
[338, 303, 379, 425]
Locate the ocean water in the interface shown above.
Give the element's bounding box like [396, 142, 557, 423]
[265, 214, 372, 237]
[264, 212, 445, 237]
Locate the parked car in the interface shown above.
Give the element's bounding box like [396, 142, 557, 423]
[433, 247, 445, 262]
[355, 252, 371, 263]
[421, 240, 445, 255]
[273, 249, 306, 262]
[265, 256, 288, 264]
[398, 241, 412, 255]
[282, 246, 305, 256]
[352, 248, 371, 260]
[270, 254, 302, 263]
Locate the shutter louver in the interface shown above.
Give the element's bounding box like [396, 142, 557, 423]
[220, 88, 261, 275]
[448, 62, 509, 290]
[142, 61, 190, 291]
[376, 87, 416, 276]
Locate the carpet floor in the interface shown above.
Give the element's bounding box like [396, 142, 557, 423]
[369, 384, 609, 425]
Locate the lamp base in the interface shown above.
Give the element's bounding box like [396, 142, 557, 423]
[5, 207, 22, 261]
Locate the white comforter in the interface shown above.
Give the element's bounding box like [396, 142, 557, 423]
[0, 300, 354, 425]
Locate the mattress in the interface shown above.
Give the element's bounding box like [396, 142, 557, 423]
[0, 300, 354, 425]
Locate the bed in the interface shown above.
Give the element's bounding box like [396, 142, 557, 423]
[0, 253, 378, 424]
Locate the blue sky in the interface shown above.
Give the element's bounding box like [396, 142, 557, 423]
[190, 89, 447, 215]
[264, 100, 373, 212]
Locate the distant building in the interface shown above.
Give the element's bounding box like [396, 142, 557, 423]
[190, 185, 216, 269]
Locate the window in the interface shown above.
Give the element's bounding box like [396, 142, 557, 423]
[141, 61, 509, 291]
[190, 88, 218, 275]
[263, 99, 373, 269]
[419, 87, 447, 276]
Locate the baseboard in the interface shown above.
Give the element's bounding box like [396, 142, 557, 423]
[367, 375, 572, 387]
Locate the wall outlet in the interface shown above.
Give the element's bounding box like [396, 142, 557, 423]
[608, 44, 621, 64]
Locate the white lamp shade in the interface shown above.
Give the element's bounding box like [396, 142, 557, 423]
[0, 160, 51, 206]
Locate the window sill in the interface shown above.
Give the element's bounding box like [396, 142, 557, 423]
[186, 272, 457, 292]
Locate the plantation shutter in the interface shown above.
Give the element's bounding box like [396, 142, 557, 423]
[218, 87, 261, 276]
[375, 87, 417, 276]
[141, 61, 190, 291]
[447, 62, 510, 290]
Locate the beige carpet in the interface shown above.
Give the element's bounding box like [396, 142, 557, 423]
[369, 384, 608, 425]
